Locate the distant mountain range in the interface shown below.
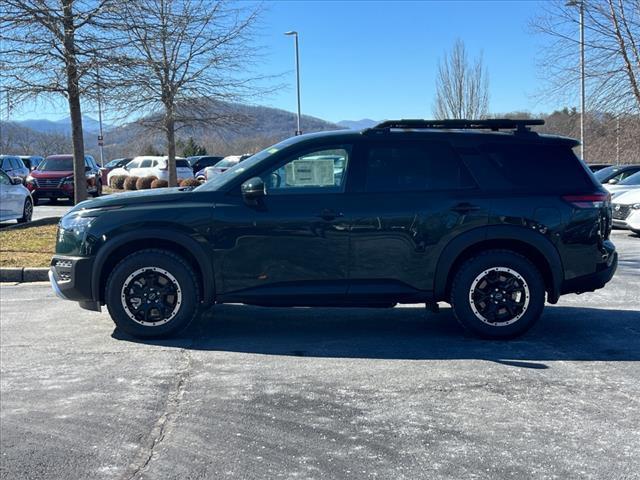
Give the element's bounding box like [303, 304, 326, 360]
[2, 102, 346, 158]
[12, 116, 110, 135]
[337, 119, 380, 130]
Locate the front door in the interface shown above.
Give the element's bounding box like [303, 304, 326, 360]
[212, 145, 353, 303]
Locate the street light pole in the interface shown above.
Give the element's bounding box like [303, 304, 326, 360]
[96, 65, 105, 167]
[285, 31, 302, 136]
[579, 0, 585, 161]
[567, 0, 586, 160]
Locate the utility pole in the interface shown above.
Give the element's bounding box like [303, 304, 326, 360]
[284, 31, 302, 136]
[96, 65, 105, 167]
[566, 0, 586, 160]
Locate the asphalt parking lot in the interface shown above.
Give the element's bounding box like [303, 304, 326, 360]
[1, 230, 638, 479]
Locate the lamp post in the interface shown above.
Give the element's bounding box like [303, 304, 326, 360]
[284, 31, 302, 136]
[566, 0, 586, 161]
[96, 65, 105, 167]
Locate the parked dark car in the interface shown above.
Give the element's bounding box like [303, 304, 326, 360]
[50, 119, 616, 340]
[18, 155, 44, 172]
[26, 154, 102, 204]
[594, 164, 640, 184]
[187, 155, 223, 175]
[0, 155, 30, 180]
[100, 157, 132, 185]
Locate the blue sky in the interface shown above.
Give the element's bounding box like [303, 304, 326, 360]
[9, 0, 567, 124]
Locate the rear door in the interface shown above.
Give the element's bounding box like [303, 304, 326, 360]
[346, 138, 489, 296]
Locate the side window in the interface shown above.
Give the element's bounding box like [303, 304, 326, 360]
[14, 158, 25, 169]
[473, 143, 593, 191]
[140, 160, 152, 168]
[364, 142, 474, 192]
[263, 147, 350, 194]
[151, 160, 159, 167]
[127, 160, 140, 169]
[0, 170, 11, 185]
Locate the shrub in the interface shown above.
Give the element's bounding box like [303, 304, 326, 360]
[110, 175, 128, 190]
[151, 179, 169, 189]
[124, 176, 140, 190]
[179, 178, 201, 187]
[136, 176, 157, 190]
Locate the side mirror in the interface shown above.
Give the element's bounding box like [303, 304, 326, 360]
[607, 178, 618, 185]
[11, 177, 23, 185]
[241, 177, 265, 203]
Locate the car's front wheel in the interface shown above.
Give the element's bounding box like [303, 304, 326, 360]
[450, 249, 545, 339]
[17, 197, 33, 223]
[105, 249, 199, 338]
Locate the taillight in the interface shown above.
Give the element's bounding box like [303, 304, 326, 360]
[562, 192, 610, 208]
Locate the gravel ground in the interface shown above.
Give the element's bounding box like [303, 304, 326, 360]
[1, 230, 638, 480]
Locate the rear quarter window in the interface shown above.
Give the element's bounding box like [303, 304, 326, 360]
[467, 143, 594, 192]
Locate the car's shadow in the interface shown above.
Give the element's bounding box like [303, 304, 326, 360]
[112, 304, 640, 366]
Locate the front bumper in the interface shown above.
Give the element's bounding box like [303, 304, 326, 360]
[33, 188, 73, 198]
[49, 255, 101, 311]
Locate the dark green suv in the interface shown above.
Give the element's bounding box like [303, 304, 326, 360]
[49, 119, 617, 339]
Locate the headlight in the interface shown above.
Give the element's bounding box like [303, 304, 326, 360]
[632, 203, 640, 210]
[60, 214, 94, 233]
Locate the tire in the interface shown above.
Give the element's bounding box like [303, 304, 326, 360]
[450, 249, 545, 339]
[92, 180, 102, 197]
[17, 197, 33, 224]
[105, 249, 199, 338]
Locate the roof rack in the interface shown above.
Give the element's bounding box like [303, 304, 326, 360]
[364, 118, 544, 134]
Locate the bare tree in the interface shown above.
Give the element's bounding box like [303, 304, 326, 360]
[433, 39, 490, 119]
[0, 0, 114, 203]
[532, 0, 640, 114]
[104, 0, 267, 187]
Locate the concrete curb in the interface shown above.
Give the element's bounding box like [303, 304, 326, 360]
[0, 267, 49, 283]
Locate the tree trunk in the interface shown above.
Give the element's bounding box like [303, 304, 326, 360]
[164, 107, 178, 187]
[62, 0, 87, 204]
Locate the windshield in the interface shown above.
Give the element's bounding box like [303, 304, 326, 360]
[195, 137, 300, 191]
[215, 158, 237, 168]
[619, 171, 640, 185]
[105, 159, 123, 168]
[594, 166, 621, 181]
[38, 157, 73, 171]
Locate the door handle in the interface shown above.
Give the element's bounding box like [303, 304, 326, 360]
[450, 203, 481, 213]
[317, 209, 344, 221]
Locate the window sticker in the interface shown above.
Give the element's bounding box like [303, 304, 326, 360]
[285, 158, 335, 186]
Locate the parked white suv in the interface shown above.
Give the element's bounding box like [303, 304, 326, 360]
[107, 156, 194, 185]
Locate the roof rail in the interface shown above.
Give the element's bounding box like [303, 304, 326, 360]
[364, 118, 544, 134]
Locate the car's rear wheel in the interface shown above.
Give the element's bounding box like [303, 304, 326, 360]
[17, 197, 33, 223]
[450, 250, 545, 339]
[105, 249, 199, 338]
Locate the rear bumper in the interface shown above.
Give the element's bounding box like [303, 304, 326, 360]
[560, 248, 618, 295]
[49, 255, 101, 311]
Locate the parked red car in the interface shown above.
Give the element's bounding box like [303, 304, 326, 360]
[99, 157, 132, 185]
[25, 154, 102, 204]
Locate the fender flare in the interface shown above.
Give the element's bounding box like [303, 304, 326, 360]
[91, 228, 215, 304]
[433, 225, 563, 302]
